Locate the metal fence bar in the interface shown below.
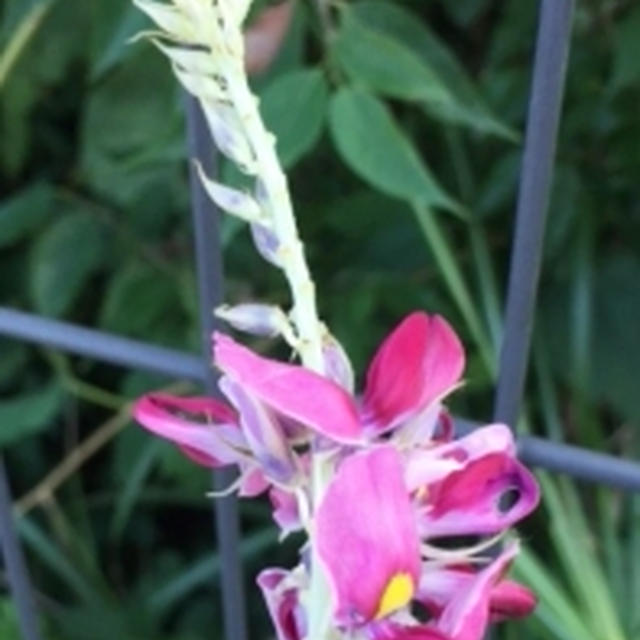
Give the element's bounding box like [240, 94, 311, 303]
[185, 97, 248, 640]
[494, 0, 576, 427]
[0, 457, 42, 640]
[2, 306, 640, 492]
[0, 307, 204, 382]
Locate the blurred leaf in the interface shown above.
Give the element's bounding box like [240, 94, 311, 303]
[0, 341, 28, 387]
[90, 0, 146, 80]
[591, 254, 640, 422]
[329, 87, 461, 215]
[18, 516, 106, 606]
[148, 527, 278, 613]
[0, 182, 54, 247]
[100, 262, 182, 338]
[0, 382, 62, 446]
[80, 47, 184, 203]
[30, 211, 109, 316]
[611, 7, 640, 92]
[0, 0, 51, 89]
[338, 2, 517, 140]
[260, 68, 328, 168]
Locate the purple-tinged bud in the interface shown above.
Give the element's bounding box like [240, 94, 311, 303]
[250, 222, 281, 266]
[322, 332, 355, 393]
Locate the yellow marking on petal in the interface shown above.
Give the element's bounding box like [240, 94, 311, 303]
[415, 486, 429, 502]
[375, 572, 414, 619]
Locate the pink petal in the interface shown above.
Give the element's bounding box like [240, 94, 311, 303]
[214, 333, 363, 443]
[315, 446, 421, 628]
[368, 621, 451, 640]
[488, 579, 536, 621]
[257, 568, 304, 640]
[133, 393, 248, 468]
[417, 453, 539, 538]
[270, 487, 302, 536]
[239, 467, 270, 497]
[405, 424, 515, 492]
[435, 543, 522, 640]
[362, 313, 465, 432]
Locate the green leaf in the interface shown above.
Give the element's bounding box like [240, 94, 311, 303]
[611, 7, 640, 91]
[260, 68, 328, 168]
[0, 181, 54, 247]
[335, 3, 517, 140]
[90, 0, 146, 80]
[100, 262, 188, 346]
[0, 382, 62, 446]
[333, 10, 450, 104]
[30, 211, 108, 316]
[329, 87, 462, 215]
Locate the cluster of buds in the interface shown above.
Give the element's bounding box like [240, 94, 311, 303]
[134, 312, 539, 639]
[131, 2, 540, 638]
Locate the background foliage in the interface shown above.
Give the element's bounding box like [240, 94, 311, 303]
[1, 0, 640, 638]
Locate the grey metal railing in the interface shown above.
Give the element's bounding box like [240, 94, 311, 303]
[1, 1, 638, 638]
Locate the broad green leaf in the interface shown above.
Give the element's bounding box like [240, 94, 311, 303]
[333, 11, 450, 105]
[260, 68, 328, 168]
[100, 262, 188, 346]
[329, 87, 461, 215]
[30, 211, 109, 316]
[336, 3, 517, 140]
[0, 382, 62, 446]
[0, 182, 54, 247]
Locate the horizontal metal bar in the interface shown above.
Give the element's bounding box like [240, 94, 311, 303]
[517, 435, 640, 492]
[0, 307, 205, 382]
[2, 307, 640, 492]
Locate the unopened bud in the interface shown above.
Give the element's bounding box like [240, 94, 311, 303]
[322, 331, 355, 393]
[216, 303, 290, 338]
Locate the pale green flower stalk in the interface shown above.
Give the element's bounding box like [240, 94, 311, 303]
[133, 0, 324, 373]
[132, 0, 333, 636]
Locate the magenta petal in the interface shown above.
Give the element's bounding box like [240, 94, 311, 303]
[239, 467, 270, 497]
[405, 424, 515, 492]
[435, 543, 521, 640]
[488, 580, 537, 621]
[362, 313, 465, 431]
[418, 453, 540, 537]
[270, 487, 302, 536]
[315, 446, 420, 627]
[213, 333, 363, 443]
[368, 621, 451, 640]
[257, 568, 304, 640]
[133, 393, 247, 467]
[418, 567, 536, 623]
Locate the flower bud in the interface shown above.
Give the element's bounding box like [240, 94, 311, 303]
[216, 303, 291, 338]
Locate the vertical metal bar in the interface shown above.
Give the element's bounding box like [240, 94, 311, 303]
[493, 0, 576, 427]
[0, 457, 42, 640]
[185, 96, 248, 640]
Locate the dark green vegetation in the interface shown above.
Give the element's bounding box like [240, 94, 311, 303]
[1, 0, 640, 638]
